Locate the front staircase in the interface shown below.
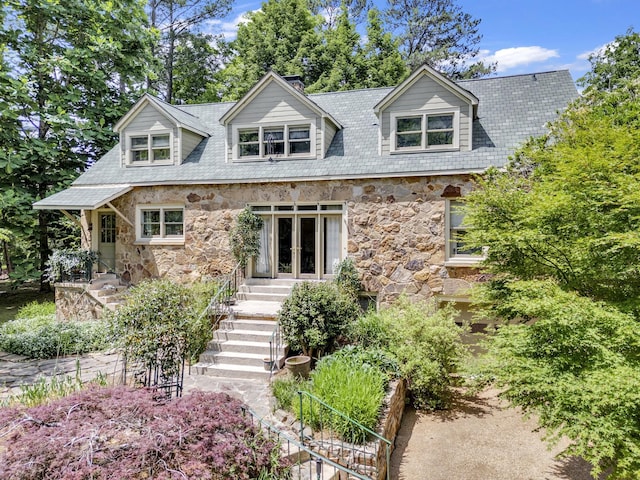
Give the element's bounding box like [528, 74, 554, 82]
[193, 279, 300, 380]
[87, 273, 128, 311]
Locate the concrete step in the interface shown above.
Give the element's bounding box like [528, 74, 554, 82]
[192, 362, 271, 380]
[198, 350, 285, 367]
[237, 284, 293, 295]
[237, 291, 290, 302]
[214, 328, 273, 343]
[220, 318, 278, 333]
[231, 300, 283, 318]
[205, 339, 274, 356]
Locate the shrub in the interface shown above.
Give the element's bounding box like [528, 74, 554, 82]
[358, 298, 468, 410]
[278, 281, 360, 359]
[0, 316, 109, 358]
[0, 387, 289, 479]
[109, 279, 218, 375]
[333, 257, 362, 299]
[348, 310, 392, 348]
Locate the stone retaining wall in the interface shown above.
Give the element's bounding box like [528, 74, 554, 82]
[55, 283, 104, 321]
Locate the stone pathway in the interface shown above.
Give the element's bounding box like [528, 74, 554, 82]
[0, 351, 273, 418]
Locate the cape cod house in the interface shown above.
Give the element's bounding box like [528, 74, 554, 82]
[34, 66, 578, 319]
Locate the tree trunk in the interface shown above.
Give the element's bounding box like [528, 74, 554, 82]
[2, 240, 12, 274]
[38, 209, 51, 293]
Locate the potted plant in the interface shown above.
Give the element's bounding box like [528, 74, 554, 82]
[45, 249, 98, 282]
[278, 282, 360, 362]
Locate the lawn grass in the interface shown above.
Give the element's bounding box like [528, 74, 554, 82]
[0, 279, 54, 325]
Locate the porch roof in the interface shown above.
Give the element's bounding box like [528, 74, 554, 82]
[33, 185, 132, 210]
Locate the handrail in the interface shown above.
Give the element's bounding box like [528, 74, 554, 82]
[297, 390, 392, 480]
[242, 406, 370, 480]
[267, 321, 282, 377]
[198, 262, 244, 336]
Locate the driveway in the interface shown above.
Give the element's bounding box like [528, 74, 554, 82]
[389, 387, 605, 480]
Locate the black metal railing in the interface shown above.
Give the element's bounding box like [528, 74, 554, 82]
[242, 406, 371, 480]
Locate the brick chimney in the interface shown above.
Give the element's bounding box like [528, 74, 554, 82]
[283, 75, 305, 93]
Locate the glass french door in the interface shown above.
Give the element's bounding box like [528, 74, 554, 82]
[297, 217, 316, 277]
[250, 205, 343, 279]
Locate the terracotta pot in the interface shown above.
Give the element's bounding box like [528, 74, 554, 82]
[284, 355, 311, 379]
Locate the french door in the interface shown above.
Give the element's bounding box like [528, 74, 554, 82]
[251, 204, 343, 279]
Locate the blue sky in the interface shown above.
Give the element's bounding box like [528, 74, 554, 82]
[209, 0, 638, 82]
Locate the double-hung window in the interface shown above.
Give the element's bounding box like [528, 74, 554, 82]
[136, 205, 184, 244]
[236, 124, 312, 160]
[128, 132, 172, 164]
[446, 200, 482, 264]
[392, 109, 459, 152]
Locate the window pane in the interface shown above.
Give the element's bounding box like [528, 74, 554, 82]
[239, 130, 259, 143]
[164, 210, 183, 223]
[397, 117, 421, 132]
[263, 129, 284, 141]
[240, 143, 259, 156]
[265, 141, 284, 155]
[143, 210, 160, 223]
[152, 148, 170, 161]
[427, 115, 453, 130]
[427, 131, 453, 146]
[290, 141, 311, 154]
[142, 224, 160, 237]
[165, 224, 184, 236]
[132, 150, 149, 162]
[289, 128, 309, 140]
[451, 230, 481, 256]
[152, 134, 170, 147]
[397, 132, 422, 148]
[131, 136, 147, 148]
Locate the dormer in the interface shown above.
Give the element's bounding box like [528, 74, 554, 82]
[114, 94, 209, 167]
[219, 72, 342, 163]
[374, 65, 478, 155]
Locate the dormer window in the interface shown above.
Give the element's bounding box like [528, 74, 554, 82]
[127, 132, 173, 165]
[391, 108, 460, 152]
[234, 123, 313, 160]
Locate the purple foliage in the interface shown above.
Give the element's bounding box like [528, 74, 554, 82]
[0, 386, 287, 479]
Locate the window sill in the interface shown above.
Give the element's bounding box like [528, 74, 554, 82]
[134, 238, 185, 246]
[126, 161, 176, 167]
[444, 257, 483, 267]
[391, 147, 459, 154]
[232, 156, 316, 163]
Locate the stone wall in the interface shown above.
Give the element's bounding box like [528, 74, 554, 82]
[55, 284, 104, 321]
[100, 175, 479, 303]
[377, 378, 407, 480]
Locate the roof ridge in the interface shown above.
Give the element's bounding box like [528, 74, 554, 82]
[457, 69, 571, 83]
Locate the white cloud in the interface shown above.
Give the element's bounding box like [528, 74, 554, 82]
[577, 41, 615, 60]
[205, 9, 258, 40]
[481, 46, 560, 72]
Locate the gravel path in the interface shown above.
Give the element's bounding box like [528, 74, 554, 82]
[389, 387, 604, 480]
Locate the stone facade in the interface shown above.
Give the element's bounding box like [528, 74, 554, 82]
[84, 174, 480, 304]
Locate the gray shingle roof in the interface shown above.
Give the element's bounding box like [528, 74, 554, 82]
[33, 185, 132, 209]
[73, 70, 578, 187]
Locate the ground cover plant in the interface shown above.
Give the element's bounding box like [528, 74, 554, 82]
[0, 301, 109, 358]
[0, 387, 289, 479]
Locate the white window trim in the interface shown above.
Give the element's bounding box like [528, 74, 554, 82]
[135, 204, 185, 245]
[390, 107, 460, 153]
[232, 122, 316, 161]
[444, 199, 484, 267]
[125, 130, 174, 166]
